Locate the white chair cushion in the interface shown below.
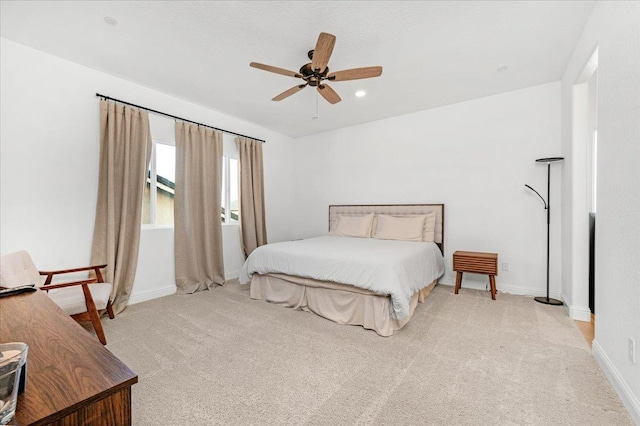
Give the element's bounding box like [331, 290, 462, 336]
[47, 283, 112, 316]
[0, 250, 43, 288]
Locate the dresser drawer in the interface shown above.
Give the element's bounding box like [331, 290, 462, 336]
[453, 251, 498, 275]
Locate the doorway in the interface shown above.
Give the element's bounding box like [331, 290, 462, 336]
[587, 70, 597, 315]
[571, 47, 598, 338]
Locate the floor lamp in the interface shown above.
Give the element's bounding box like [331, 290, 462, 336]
[525, 157, 564, 306]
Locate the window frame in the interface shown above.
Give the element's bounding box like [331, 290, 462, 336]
[143, 139, 176, 228]
[147, 142, 158, 226]
[221, 155, 239, 224]
[144, 130, 239, 227]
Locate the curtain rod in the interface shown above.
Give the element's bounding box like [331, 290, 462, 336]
[95, 93, 265, 143]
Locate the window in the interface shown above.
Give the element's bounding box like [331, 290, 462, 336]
[143, 115, 176, 226]
[142, 116, 239, 226]
[142, 141, 176, 226]
[221, 134, 239, 223]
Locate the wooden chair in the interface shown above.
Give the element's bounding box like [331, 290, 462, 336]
[0, 250, 114, 345]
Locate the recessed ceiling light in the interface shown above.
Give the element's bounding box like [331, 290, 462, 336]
[355, 90, 366, 97]
[497, 65, 508, 73]
[104, 16, 118, 26]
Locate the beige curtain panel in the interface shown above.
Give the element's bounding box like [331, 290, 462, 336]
[174, 122, 225, 293]
[236, 136, 267, 256]
[90, 100, 152, 314]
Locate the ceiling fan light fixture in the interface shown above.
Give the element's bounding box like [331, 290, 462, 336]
[355, 90, 367, 97]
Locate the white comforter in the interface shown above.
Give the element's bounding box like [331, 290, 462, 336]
[240, 236, 445, 319]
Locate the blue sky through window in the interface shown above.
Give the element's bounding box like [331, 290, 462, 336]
[156, 143, 175, 183]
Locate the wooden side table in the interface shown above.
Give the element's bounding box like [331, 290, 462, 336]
[453, 251, 498, 300]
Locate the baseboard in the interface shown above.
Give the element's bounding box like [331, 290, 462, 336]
[128, 285, 176, 305]
[225, 269, 240, 281]
[438, 280, 561, 300]
[558, 293, 592, 321]
[569, 305, 592, 322]
[592, 340, 640, 424]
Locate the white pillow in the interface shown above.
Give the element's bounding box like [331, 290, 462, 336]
[422, 211, 437, 242]
[373, 214, 426, 242]
[329, 214, 374, 238]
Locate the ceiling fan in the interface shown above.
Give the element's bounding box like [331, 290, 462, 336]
[250, 32, 382, 105]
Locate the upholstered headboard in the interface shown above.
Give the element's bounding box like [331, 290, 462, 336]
[328, 204, 445, 254]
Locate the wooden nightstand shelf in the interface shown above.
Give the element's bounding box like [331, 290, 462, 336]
[453, 251, 498, 300]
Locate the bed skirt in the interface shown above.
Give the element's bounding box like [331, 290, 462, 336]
[249, 273, 437, 336]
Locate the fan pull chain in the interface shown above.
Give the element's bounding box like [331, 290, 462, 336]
[312, 90, 319, 119]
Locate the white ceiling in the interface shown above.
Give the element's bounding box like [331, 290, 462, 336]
[0, 1, 595, 138]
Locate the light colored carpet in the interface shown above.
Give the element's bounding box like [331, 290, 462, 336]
[100, 282, 632, 425]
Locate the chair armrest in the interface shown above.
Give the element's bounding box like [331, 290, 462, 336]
[40, 278, 98, 291]
[39, 264, 107, 284]
[39, 264, 107, 275]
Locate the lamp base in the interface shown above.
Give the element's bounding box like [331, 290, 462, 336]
[534, 296, 563, 306]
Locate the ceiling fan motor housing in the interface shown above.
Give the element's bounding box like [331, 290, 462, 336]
[299, 62, 329, 86]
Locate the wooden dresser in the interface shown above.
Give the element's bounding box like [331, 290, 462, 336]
[453, 250, 498, 300]
[0, 289, 137, 425]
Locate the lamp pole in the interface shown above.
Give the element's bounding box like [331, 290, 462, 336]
[526, 157, 564, 306]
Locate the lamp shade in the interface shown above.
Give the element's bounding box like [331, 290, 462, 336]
[535, 157, 564, 163]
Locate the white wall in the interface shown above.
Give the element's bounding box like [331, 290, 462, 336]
[0, 38, 296, 301]
[292, 83, 562, 297]
[560, 2, 640, 422]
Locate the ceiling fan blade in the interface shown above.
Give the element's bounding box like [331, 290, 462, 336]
[250, 62, 302, 78]
[328, 66, 383, 82]
[311, 32, 336, 73]
[317, 84, 341, 104]
[272, 84, 307, 101]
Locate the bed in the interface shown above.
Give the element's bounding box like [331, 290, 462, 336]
[240, 204, 445, 336]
